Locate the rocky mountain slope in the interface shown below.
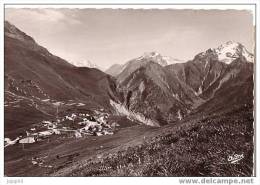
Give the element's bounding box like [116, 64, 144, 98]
[5, 21, 120, 106]
[167, 42, 254, 109]
[4, 21, 122, 137]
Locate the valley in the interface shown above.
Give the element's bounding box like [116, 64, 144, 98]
[4, 20, 254, 177]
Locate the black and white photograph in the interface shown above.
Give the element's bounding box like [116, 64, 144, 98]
[2, 3, 257, 180]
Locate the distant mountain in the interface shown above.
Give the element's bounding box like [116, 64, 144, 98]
[73, 60, 104, 71]
[105, 52, 184, 77]
[138, 52, 185, 66]
[105, 64, 123, 76]
[136, 52, 168, 66]
[116, 52, 184, 83]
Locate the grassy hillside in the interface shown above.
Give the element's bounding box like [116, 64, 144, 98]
[70, 106, 254, 176]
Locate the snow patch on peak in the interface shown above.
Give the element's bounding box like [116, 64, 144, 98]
[137, 52, 184, 66]
[73, 60, 101, 69]
[215, 41, 254, 64]
[137, 51, 167, 66]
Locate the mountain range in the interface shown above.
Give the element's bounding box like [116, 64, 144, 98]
[107, 41, 254, 125]
[4, 20, 254, 132]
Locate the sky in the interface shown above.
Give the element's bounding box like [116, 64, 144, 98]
[5, 8, 254, 70]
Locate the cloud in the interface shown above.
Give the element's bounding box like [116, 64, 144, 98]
[34, 9, 66, 22]
[5, 9, 81, 25]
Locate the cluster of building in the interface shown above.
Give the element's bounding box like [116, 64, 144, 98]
[4, 110, 118, 147]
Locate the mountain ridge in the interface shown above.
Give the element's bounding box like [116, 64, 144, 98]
[112, 40, 254, 125]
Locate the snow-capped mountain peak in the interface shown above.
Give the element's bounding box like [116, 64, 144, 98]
[215, 41, 254, 64]
[137, 51, 167, 66]
[137, 51, 184, 66]
[73, 60, 101, 69]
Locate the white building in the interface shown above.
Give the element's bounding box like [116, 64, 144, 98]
[38, 130, 54, 137]
[19, 137, 35, 144]
[4, 137, 20, 147]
